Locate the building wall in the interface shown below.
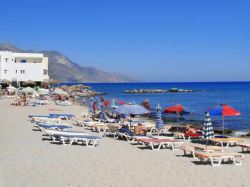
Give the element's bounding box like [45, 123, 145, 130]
[0, 51, 49, 82]
[42, 57, 49, 80]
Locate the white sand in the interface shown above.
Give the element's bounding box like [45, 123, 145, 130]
[0, 99, 250, 187]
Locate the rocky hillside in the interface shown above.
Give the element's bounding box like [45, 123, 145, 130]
[0, 44, 134, 83]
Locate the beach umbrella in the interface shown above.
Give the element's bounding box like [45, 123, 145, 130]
[163, 104, 190, 123]
[53, 88, 69, 96]
[7, 86, 17, 91]
[202, 112, 214, 146]
[104, 99, 126, 109]
[208, 104, 240, 134]
[19, 87, 35, 94]
[155, 104, 164, 130]
[114, 102, 149, 115]
[36, 88, 49, 96]
[114, 102, 149, 128]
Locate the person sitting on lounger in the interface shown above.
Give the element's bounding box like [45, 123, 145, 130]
[134, 123, 147, 136]
[119, 125, 134, 136]
[185, 127, 197, 134]
[184, 126, 202, 139]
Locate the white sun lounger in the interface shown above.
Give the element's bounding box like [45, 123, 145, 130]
[52, 134, 101, 147]
[180, 145, 224, 158]
[33, 123, 72, 132]
[31, 117, 62, 124]
[211, 138, 246, 148]
[138, 138, 184, 150]
[195, 152, 245, 166]
[237, 142, 250, 152]
[43, 129, 89, 137]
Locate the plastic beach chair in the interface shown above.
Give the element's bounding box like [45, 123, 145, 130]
[194, 152, 245, 166]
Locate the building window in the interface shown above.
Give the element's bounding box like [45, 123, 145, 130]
[4, 70, 7, 74]
[20, 60, 27, 63]
[23, 70, 25, 74]
[14, 59, 17, 63]
[43, 69, 48, 75]
[20, 70, 23, 74]
[16, 70, 18, 73]
[5, 58, 8, 62]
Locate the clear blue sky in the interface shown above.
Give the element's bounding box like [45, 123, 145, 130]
[0, 0, 250, 82]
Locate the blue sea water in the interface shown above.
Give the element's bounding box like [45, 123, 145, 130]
[63, 82, 250, 131]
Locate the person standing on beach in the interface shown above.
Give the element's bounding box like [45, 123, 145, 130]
[92, 101, 97, 114]
[142, 99, 150, 111]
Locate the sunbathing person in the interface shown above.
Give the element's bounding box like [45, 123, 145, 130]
[134, 123, 147, 136]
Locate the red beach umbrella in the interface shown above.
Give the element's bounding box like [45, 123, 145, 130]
[163, 104, 190, 123]
[164, 104, 185, 114]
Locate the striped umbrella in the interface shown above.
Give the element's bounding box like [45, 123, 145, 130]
[155, 104, 164, 130]
[202, 112, 214, 145]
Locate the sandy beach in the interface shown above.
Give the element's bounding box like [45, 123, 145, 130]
[0, 99, 250, 187]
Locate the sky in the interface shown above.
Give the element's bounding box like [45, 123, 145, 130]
[0, 0, 250, 82]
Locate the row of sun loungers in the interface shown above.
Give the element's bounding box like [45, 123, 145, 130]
[103, 124, 248, 166]
[29, 113, 250, 166]
[29, 113, 102, 147]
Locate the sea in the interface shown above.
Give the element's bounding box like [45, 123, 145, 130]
[61, 82, 250, 131]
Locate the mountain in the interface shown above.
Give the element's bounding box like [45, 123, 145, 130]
[0, 44, 134, 83]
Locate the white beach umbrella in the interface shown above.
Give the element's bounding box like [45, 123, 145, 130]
[53, 88, 69, 96]
[19, 87, 35, 94]
[7, 86, 17, 91]
[37, 88, 49, 95]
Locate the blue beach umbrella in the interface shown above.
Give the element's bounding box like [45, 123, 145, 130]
[114, 102, 149, 129]
[155, 104, 164, 130]
[114, 102, 149, 115]
[202, 112, 214, 145]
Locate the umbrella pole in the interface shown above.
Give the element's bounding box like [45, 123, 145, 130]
[129, 114, 132, 130]
[176, 113, 179, 131]
[222, 116, 225, 135]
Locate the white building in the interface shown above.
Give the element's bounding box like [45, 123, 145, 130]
[0, 51, 49, 84]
